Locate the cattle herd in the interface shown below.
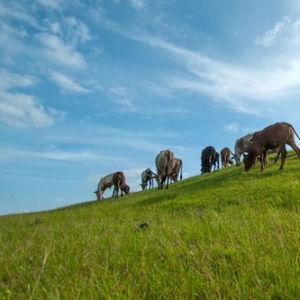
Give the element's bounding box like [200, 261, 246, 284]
[94, 122, 300, 199]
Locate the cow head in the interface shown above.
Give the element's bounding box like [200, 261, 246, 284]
[244, 153, 256, 171]
[94, 189, 102, 200]
[122, 184, 130, 195]
[141, 182, 147, 190]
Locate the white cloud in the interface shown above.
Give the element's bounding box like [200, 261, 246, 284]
[0, 2, 38, 27]
[113, 97, 136, 112]
[38, 33, 85, 68]
[255, 17, 291, 47]
[36, 0, 63, 10]
[0, 69, 36, 90]
[51, 71, 91, 93]
[0, 92, 63, 128]
[0, 148, 102, 162]
[108, 86, 136, 111]
[224, 123, 238, 132]
[64, 17, 92, 45]
[129, 0, 145, 10]
[132, 34, 300, 112]
[0, 70, 64, 128]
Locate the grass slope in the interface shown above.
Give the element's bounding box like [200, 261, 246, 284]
[1, 152, 300, 299]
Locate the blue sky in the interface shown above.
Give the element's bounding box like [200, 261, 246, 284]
[2, 0, 300, 215]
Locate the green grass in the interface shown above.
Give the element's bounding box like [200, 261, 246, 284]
[1, 152, 300, 299]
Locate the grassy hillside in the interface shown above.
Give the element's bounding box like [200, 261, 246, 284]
[1, 152, 300, 299]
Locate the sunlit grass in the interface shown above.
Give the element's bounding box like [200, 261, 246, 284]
[1, 152, 300, 299]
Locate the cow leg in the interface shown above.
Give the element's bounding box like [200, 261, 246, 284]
[273, 151, 280, 163]
[114, 181, 120, 197]
[288, 141, 300, 162]
[260, 151, 268, 171]
[112, 186, 117, 197]
[157, 175, 162, 189]
[259, 152, 264, 171]
[235, 153, 241, 166]
[279, 147, 287, 170]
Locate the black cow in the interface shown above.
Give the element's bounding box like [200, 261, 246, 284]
[201, 146, 219, 174]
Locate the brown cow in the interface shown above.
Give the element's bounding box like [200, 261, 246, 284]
[112, 171, 130, 197]
[244, 122, 300, 172]
[155, 149, 176, 189]
[220, 147, 234, 168]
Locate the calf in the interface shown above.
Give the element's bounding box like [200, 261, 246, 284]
[244, 122, 300, 172]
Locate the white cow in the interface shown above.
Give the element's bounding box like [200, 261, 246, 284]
[234, 133, 254, 166]
[94, 171, 129, 200]
[155, 149, 176, 189]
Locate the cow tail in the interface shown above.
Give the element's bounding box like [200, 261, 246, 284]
[180, 161, 183, 180]
[292, 125, 300, 140]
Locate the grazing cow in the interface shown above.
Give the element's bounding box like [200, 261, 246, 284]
[170, 158, 183, 182]
[141, 168, 157, 190]
[201, 146, 219, 174]
[94, 171, 130, 200]
[212, 151, 220, 171]
[220, 147, 234, 168]
[244, 122, 300, 172]
[243, 148, 281, 167]
[234, 133, 254, 166]
[155, 149, 176, 189]
[112, 171, 130, 197]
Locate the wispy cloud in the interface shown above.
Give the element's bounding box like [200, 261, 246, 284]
[109, 86, 137, 111]
[255, 17, 291, 47]
[47, 17, 92, 46]
[129, 0, 145, 10]
[0, 92, 63, 128]
[36, 0, 63, 10]
[128, 33, 300, 114]
[0, 148, 103, 162]
[37, 33, 85, 68]
[0, 70, 64, 128]
[51, 71, 91, 93]
[0, 2, 38, 27]
[224, 123, 238, 133]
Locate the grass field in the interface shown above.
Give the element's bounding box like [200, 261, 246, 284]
[1, 152, 300, 299]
